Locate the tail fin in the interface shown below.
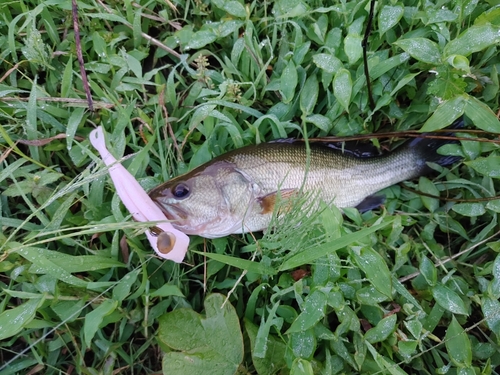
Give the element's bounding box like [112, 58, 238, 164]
[408, 118, 463, 168]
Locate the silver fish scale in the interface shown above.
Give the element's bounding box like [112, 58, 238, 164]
[224, 142, 425, 208]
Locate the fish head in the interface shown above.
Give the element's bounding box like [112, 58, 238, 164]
[149, 161, 259, 238]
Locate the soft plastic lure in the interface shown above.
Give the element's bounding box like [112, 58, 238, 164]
[89, 126, 189, 263]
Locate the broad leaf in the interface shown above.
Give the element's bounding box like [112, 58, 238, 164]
[465, 156, 500, 178]
[333, 68, 352, 113]
[300, 74, 319, 116]
[419, 256, 437, 286]
[364, 314, 397, 344]
[482, 297, 500, 336]
[245, 320, 287, 375]
[0, 298, 44, 341]
[159, 294, 244, 375]
[432, 284, 468, 315]
[393, 38, 441, 64]
[351, 246, 392, 298]
[451, 203, 486, 217]
[445, 317, 472, 367]
[378, 5, 404, 35]
[421, 95, 466, 131]
[281, 60, 298, 103]
[464, 96, 500, 133]
[444, 24, 500, 57]
[83, 299, 118, 347]
[312, 53, 342, 74]
[287, 290, 327, 333]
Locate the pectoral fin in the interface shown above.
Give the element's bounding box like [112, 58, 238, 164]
[258, 189, 297, 214]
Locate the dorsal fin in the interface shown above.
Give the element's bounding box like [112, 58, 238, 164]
[268, 138, 382, 158]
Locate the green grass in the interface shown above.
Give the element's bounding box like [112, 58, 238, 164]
[1, 0, 500, 374]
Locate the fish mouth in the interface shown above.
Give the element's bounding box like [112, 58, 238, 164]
[154, 201, 188, 222]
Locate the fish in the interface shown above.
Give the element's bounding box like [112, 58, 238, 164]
[149, 129, 460, 239]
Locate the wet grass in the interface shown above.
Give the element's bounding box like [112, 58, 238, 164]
[1, 0, 500, 374]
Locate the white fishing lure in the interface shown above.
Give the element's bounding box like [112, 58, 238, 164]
[89, 126, 189, 263]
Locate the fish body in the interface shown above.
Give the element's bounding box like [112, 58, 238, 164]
[149, 136, 458, 238]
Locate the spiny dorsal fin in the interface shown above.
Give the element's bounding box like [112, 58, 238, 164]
[269, 138, 382, 158]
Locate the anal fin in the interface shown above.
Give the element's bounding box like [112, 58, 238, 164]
[355, 195, 386, 212]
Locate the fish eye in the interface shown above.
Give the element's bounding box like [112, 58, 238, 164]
[171, 183, 190, 199]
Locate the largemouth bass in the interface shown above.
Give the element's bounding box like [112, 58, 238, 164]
[149, 134, 459, 238]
